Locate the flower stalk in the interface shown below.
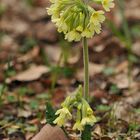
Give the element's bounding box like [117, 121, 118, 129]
[83, 37, 89, 102]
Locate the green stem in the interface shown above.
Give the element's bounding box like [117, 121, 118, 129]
[82, 38, 91, 140]
[82, 37, 89, 102]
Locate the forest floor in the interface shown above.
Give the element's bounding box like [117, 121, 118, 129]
[0, 0, 140, 139]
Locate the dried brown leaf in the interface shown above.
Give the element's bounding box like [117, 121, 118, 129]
[7, 65, 49, 82]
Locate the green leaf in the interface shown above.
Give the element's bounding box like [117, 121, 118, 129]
[109, 84, 120, 94]
[81, 125, 92, 140]
[30, 100, 39, 109]
[37, 93, 51, 100]
[96, 105, 111, 111]
[128, 54, 138, 63]
[51, 66, 74, 78]
[46, 102, 57, 125]
[103, 67, 115, 76]
[18, 87, 34, 96]
[131, 24, 140, 38]
[20, 37, 37, 53]
[7, 96, 16, 103]
[25, 125, 38, 132]
[129, 123, 140, 131]
[133, 108, 140, 114]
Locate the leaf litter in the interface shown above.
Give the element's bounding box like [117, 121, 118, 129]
[0, 0, 140, 139]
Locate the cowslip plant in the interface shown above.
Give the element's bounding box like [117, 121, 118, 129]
[47, 0, 114, 139]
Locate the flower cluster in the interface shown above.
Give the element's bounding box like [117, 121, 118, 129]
[47, 0, 114, 42]
[53, 86, 97, 131]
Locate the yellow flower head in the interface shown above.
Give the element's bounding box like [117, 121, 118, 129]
[47, 0, 114, 42]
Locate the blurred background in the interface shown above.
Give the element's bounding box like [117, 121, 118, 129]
[0, 0, 140, 139]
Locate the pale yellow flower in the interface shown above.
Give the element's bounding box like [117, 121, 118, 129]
[73, 121, 84, 131]
[53, 115, 66, 127]
[90, 10, 105, 25]
[53, 107, 72, 127]
[47, 5, 59, 19]
[76, 25, 84, 32]
[55, 19, 69, 33]
[55, 107, 72, 119]
[81, 29, 94, 38]
[102, 0, 115, 12]
[81, 99, 97, 126]
[81, 115, 97, 126]
[87, 107, 93, 115]
[65, 30, 81, 42]
[89, 24, 101, 34]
